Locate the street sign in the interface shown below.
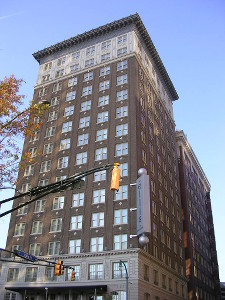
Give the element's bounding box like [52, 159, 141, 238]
[14, 250, 38, 262]
[136, 174, 151, 236]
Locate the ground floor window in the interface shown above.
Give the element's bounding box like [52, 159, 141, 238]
[4, 293, 16, 300]
[111, 291, 126, 300]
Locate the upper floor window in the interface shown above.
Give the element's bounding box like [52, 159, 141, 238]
[117, 74, 128, 85]
[115, 142, 128, 156]
[72, 51, 80, 60]
[31, 221, 43, 234]
[99, 80, 110, 91]
[117, 89, 128, 101]
[53, 196, 64, 210]
[79, 116, 90, 128]
[29, 243, 41, 256]
[14, 223, 26, 236]
[115, 185, 128, 201]
[50, 218, 62, 232]
[91, 212, 104, 227]
[34, 199, 46, 213]
[116, 106, 128, 118]
[48, 241, 60, 255]
[117, 47, 127, 57]
[71, 215, 83, 230]
[24, 165, 34, 176]
[77, 133, 89, 146]
[66, 91, 76, 101]
[86, 46, 95, 56]
[90, 237, 103, 252]
[62, 121, 72, 133]
[44, 62, 52, 71]
[98, 95, 109, 106]
[97, 111, 108, 123]
[57, 56, 66, 66]
[117, 60, 128, 71]
[50, 96, 60, 106]
[95, 147, 107, 161]
[96, 129, 107, 142]
[42, 74, 50, 82]
[55, 69, 64, 78]
[40, 160, 51, 173]
[101, 53, 110, 62]
[116, 123, 128, 137]
[93, 189, 105, 204]
[119, 163, 128, 177]
[7, 268, 19, 282]
[25, 267, 38, 282]
[45, 126, 56, 137]
[76, 152, 87, 165]
[84, 71, 93, 81]
[39, 87, 48, 97]
[68, 77, 77, 87]
[113, 234, 127, 250]
[52, 82, 62, 92]
[94, 170, 106, 182]
[21, 183, 31, 193]
[82, 85, 92, 96]
[100, 66, 110, 76]
[101, 40, 111, 50]
[48, 111, 58, 122]
[114, 209, 128, 225]
[85, 59, 94, 68]
[113, 262, 128, 279]
[69, 240, 81, 254]
[17, 204, 28, 216]
[81, 100, 91, 111]
[70, 64, 79, 73]
[60, 138, 70, 150]
[89, 264, 103, 280]
[72, 192, 84, 207]
[118, 34, 127, 45]
[64, 105, 74, 116]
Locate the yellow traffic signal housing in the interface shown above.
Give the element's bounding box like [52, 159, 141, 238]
[60, 262, 64, 275]
[71, 270, 75, 281]
[110, 163, 120, 191]
[54, 260, 61, 276]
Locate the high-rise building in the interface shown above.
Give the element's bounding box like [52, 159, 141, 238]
[1, 13, 188, 300]
[176, 130, 221, 300]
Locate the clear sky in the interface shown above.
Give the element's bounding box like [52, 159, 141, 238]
[1, 0, 225, 281]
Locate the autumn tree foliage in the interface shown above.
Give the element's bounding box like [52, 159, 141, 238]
[0, 75, 48, 188]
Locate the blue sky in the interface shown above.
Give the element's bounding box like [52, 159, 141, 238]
[1, 0, 225, 281]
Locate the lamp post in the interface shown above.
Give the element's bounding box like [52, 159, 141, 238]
[119, 260, 128, 300]
[45, 287, 48, 300]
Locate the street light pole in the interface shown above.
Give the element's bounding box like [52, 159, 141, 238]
[119, 260, 128, 300]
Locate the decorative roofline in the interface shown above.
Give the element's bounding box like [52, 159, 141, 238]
[33, 13, 178, 100]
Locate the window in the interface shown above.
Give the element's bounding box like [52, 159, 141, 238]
[100, 66, 110, 76]
[115, 185, 128, 201]
[40, 160, 51, 173]
[94, 170, 106, 182]
[84, 71, 93, 81]
[39, 87, 48, 96]
[50, 218, 62, 232]
[28, 147, 37, 158]
[7, 268, 19, 282]
[48, 241, 60, 255]
[91, 212, 104, 227]
[12, 245, 22, 255]
[31, 221, 43, 234]
[144, 293, 150, 300]
[45, 266, 57, 281]
[152, 201, 157, 215]
[70, 64, 79, 73]
[62, 121, 72, 133]
[72, 193, 84, 207]
[153, 269, 159, 285]
[52, 82, 62, 92]
[98, 95, 109, 106]
[45, 126, 56, 137]
[17, 204, 28, 215]
[96, 129, 107, 141]
[76, 152, 87, 165]
[118, 34, 127, 45]
[99, 80, 110, 91]
[101, 40, 111, 50]
[69, 239, 81, 254]
[89, 264, 103, 280]
[117, 47, 127, 57]
[77, 133, 89, 146]
[79, 116, 90, 128]
[60, 138, 70, 150]
[113, 262, 128, 279]
[24, 165, 34, 176]
[72, 51, 80, 60]
[43, 143, 53, 154]
[117, 89, 128, 101]
[117, 74, 128, 85]
[116, 124, 128, 136]
[29, 243, 41, 256]
[85, 58, 94, 67]
[34, 199, 46, 213]
[153, 245, 158, 258]
[169, 277, 173, 291]
[58, 156, 69, 169]
[90, 237, 103, 252]
[68, 77, 77, 87]
[57, 56, 66, 66]
[95, 147, 107, 160]
[81, 100, 91, 111]
[53, 196, 64, 210]
[64, 105, 74, 116]
[144, 264, 149, 281]
[55, 69, 64, 78]
[97, 111, 108, 123]
[119, 163, 128, 177]
[114, 209, 128, 224]
[101, 53, 111, 62]
[66, 91, 76, 101]
[93, 189, 105, 204]
[66, 265, 80, 281]
[29, 130, 39, 142]
[56, 175, 67, 182]
[14, 223, 25, 236]
[116, 106, 128, 118]
[117, 60, 127, 71]
[21, 183, 31, 193]
[25, 267, 38, 282]
[115, 143, 128, 156]
[86, 46, 95, 56]
[113, 234, 127, 250]
[153, 222, 158, 237]
[44, 62, 52, 71]
[71, 215, 83, 230]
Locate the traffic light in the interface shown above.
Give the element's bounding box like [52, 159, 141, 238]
[60, 260, 64, 275]
[71, 270, 75, 281]
[55, 260, 61, 276]
[110, 163, 120, 191]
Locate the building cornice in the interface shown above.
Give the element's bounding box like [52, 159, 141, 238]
[33, 13, 178, 100]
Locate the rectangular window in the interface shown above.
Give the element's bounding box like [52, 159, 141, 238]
[98, 95, 109, 106]
[17, 204, 28, 215]
[144, 264, 149, 281]
[119, 163, 128, 177]
[89, 264, 103, 280]
[117, 60, 128, 71]
[96, 129, 107, 142]
[66, 91, 76, 101]
[29, 243, 41, 256]
[55, 69, 64, 78]
[71, 215, 83, 230]
[101, 40, 111, 50]
[14, 223, 25, 236]
[28, 147, 37, 158]
[70, 64, 79, 73]
[84, 71, 93, 81]
[81, 100, 91, 111]
[21, 183, 31, 193]
[99, 80, 110, 91]
[44, 62, 52, 71]
[101, 53, 111, 62]
[72, 51, 80, 60]
[85, 59, 94, 67]
[97, 111, 108, 123]
[90, 237, 103, 252]
[45, 126, 56, 137]
[25, 267, 38, 282]
[57, 56, 66, 66]
[117, 89, 128, 101]
[117, 47, 127, 57]
[72, 192, 84, 207]
[34, 199, 46, 213]
[56, 175, 67, 182]
[114, 209, 128, 224]
[116, 124, 128, 136]
[39, 87, 48, 96]
[31, 221, 43, 234]
[115, 142, 128, 156]
[86, 46, 95, 56]
[45, 266, 57, 281]
[117, 74, 128, 85]
[115, 185, 128, 201]
[48, 241, 60, 255]
[113, 234, 127, 250]
[100, 66, 110, 76]
[93, 189, 105, 204]
[79, 116, 90, 128]
[50, 218, 62, 232]
[118, 34, 127, 45]
[7, 268, 19, 282]
[77, 133, 89, 146]
[91, 212, 104, 227]
[52, 82, 62, 92]
[68, 77, 77, 87]
[113, 262, 128, 279]
[40, 160, 51, 173]
[95, 147, 107, 160]
[116, 106, 128, 118]
[60, 138, 70, 150]
[94, 170, 106, 182]
[57, 156, 69, 169]
[43, 143, 53, 154]
[82, 85, 92, 96]
[53, 196, 64, 210]
[64, 105, 74, 116]
[24, 165, 34, 176]
[76, 152, 87, 165]
[62, 121, 72, 133]
[153, 269, 159, 285]
[69, 240, 81, 254]
[66, 265, 80, 281]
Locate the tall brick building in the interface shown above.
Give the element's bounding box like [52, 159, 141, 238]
[0, 13, 219, 300]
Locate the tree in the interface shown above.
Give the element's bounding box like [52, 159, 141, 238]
[0, 75, 49, 188]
